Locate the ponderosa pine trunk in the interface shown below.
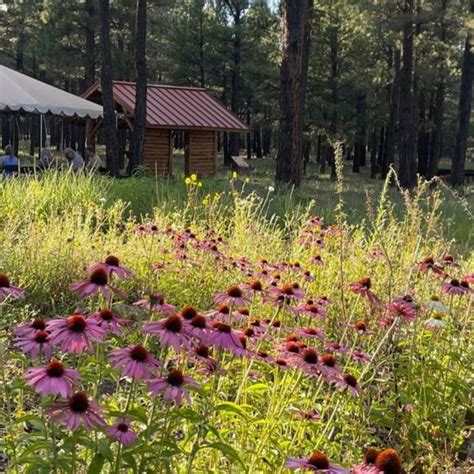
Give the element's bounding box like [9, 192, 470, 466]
[84, 0, 96, 89]
[275, 0, 313, 186]
[382, 49, 400, 179]
[130, 0, 148, 173]
[99, 0, 119, 176]
[427, 0, 447, 179]
[450, 0, 473, 186]
[417, 90, 430, 177]
[353, 94, 366, 173]
[398, 0, 417, 188]
[370, 129, 378, 179]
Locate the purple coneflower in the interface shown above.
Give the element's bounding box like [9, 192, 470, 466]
[26, 360, 79, 397]
[297, 327, 325, 340]
[148, 369, 198, 406]
[47, 313, 106, 354]
[106, 419, 137, 445]
[109, 344, 160, 381]
[387, 301, 416, 322]
[0, 273, 24, 300]
[213, 285, 251, 307]
[209, 322, 245, 355]
[324, 341, 350, 354]
[242, 279, 266, 296]
[310, 254, 324, 266]
[134, 292, 176, 315]
[268, 283, 305, 302]
[346, 320, 374, 335]
[142, 315, 192, 352]
[349, 277, 380, 304]
[319, 353, 342, 379]
[350, 350, 372, 363]
[206, 304, 231, 321]
[285, 451, 348, 473]
[440, 253, 460, 268]
[14, 317, 48, 337]
[48, 391, 105, 431]
[14, 330, 52, 359]
[374, 448, 402, 474]
[352, 448, 380, 474]
[296, 348, 321, 376]
[463, 273, 474, 284]
[417, 256, 445, 277]
[334, 373, 361, 397]
[70, 268, 122, 299]
[90, 255, 132, 280]
[92, 307, 129, 335]
[295, 409, 321, 421]
[442, 278, 471, 296]
[186, 314, 211, 342]
[231, 307, 251, 322]
[193, 344, 217, 372]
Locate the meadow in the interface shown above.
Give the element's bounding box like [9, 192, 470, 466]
[0, 161, 472, 473]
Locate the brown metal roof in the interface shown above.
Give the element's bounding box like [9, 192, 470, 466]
[83, 81, 248, 132]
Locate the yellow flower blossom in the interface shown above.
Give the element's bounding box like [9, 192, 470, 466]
[185, 177, 191, 185]
[232, 171, 238, 179]
[197, 182, 203, 187]
[191, 173, 197, 182]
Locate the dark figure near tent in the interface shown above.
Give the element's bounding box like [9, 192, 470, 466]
[0, 145, 19, 177]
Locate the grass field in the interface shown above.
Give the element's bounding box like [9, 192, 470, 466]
[0, 162, 472, 473]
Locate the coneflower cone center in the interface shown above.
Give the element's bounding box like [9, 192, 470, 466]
[69, 392, 89, 413]
[167, 369, 184, 386]
[105, 255, 120, 267]
[46, 360, 65, 377]
[130, 345, 148, 362]
[0, 273, 10, 287]
[67, 315, 87, 332]
[90, 268, 108, 286]
[164, 315, 182, 333]
[308, 452, 329, 469]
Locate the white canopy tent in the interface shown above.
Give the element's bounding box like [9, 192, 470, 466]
[0, 65, 103, 158]
[0, 65, 103, 119]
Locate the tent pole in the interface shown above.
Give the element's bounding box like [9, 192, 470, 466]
[61, 120, 64, 153]
[39, 113, 43, 158]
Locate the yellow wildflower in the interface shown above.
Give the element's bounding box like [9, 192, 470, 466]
[191, 173, 197, 182]
[185, 177, 191, 185]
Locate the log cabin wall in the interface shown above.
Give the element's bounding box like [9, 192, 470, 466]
[186, 130, 217, 176]
[143, 128, 172, 175]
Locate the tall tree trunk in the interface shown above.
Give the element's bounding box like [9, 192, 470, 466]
[198, 0, 205, 88]
[99, 0, 119, 176]
[130, 0, 148, 173]
[84, 0, 96, 89]
[275, 0, 313, 186]
[398, 0, 417, 188]
[427, 0, 447, 179]
[382, 49, 400, 179]
[353, 93, 366, 173]
[450, 0, 473, 186]
[229, 6, 242, 158]
[370, 129, 378, 179]
[328, 24, 339, 179]
[417, 90, 430, 177]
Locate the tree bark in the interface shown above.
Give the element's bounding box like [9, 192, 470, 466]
[130, 0, 148, 173]
[398, 0, 417, 188]
[84, 0, 96, 89]
[370, 129, 378, 179]
[417, 90, 430, 177]
[99, 0, 119, 176]
[275, 0, 313, 186]
[353, 94, 366, 173]
[450, 0, 473, 186]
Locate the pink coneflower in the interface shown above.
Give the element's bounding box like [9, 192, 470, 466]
[303, 270, 314, 282]
[26, 360, 79, 397]
[296, 303, 328, 318]
[231, 307, 251, 322]
[14, 330, 52, 359]
[316, 296, 331, 307]
[48, 391, 105, 431]
[424, 313, 447, 330]
[369, 249, 385, 259]
[14, 317, 48, 337]
[206, 304, 231, 321]
[441, 279, 471, 296]
[285, 451, 348, 473]
[387, 302, 416, 322]
[214, 285, 251, 307]
[92, 308, 129, 335]
[295, 409, 321, 421]
[148, 369, 198, 406]
[193, 344, 217, 372]
[324, 341, 349, 354]
[47, 313, 106, 354]
[350, 350, 372, 363]
[297, 348, 321, 376]
[297, 327, 325, 340]
[349, 277, 380, 304]
[208, 322, 245, 355]
[440, 253, 460, 268]
[374, 448, 402, 474]
[346, 320, 374, 335]
[70, 268, 122, 300]
[142, 315, 192, 352]
[242, 279, 266, 295]
[106, 419, 137, 445]
[310, 254, 324, 266]
[417, 256, 445, 277]
[319, 353, 342, 379]
[0, 273, 24, 300]
[109, 344, 160, 381]
[352, 448, 380, 474]
[186, 314, 211, 342]
[268, 283, 305, 302]
[334, 373, 361, 397]
[134, 293, 176, 315]
[462, 273, 474, 284]
[90, 255, 132, 280]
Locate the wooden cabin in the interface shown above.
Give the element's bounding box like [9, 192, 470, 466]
[82, 81, 248, 176]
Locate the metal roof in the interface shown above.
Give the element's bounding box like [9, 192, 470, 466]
[83, 81, 248, 132]
[0, 65, 103, 119]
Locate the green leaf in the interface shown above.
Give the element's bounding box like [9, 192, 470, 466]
[87, 453, 105, 474]
[212, 402, 250, 419]
[202, 442, 245, 468]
